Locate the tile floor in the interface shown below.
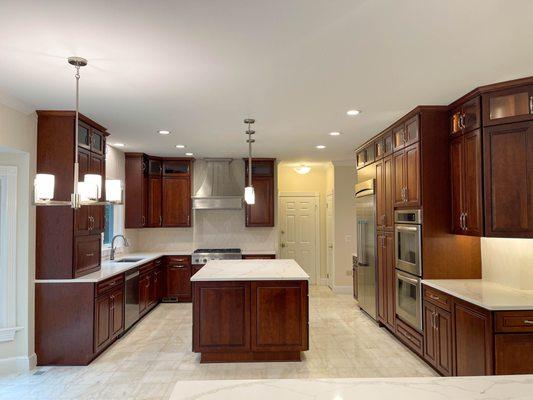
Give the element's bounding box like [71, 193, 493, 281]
[0, 286, 436, 399]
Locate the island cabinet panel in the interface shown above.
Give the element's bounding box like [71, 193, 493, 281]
[453, 299, 493, 376]
[494, 334, 533, 375]
[251, 281, 309, 352]
[193, 282, 251, 353]
[483, 121, 533, 237]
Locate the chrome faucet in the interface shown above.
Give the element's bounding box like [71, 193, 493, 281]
[110, 235, 130, 261]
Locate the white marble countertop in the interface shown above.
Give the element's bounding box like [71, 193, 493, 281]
[169, 376, 533, 400]
[241, 250, 277, 255]
[422, 279, 533, 311]
[190, 259, 309, 281]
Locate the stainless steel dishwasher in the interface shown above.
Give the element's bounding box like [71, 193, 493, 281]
[125, 267, 140, 330]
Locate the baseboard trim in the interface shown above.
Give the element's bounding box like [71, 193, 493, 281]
[0, 353, 37, 374]
[332, 285, 353, 294]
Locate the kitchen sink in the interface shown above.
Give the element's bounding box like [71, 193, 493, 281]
[115, 258, 145, 263]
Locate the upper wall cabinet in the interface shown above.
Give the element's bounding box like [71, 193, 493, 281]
[482, 85, 533, 126]
[36, 111, 108, 279]
[450, 97, 481, 136]
[393, 115, 419, 151]
[244, 158, 275, 227]
[374, 131, 393, 161]
[356, 143, 375, 169]
[125, 155, 193, 229]
[483, 121, 533, 237]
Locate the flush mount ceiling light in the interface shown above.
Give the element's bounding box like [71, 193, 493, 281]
[33, 56, 124, 208]
[157, 130, 171, 135]
[175, 144, 186, 149]
[347, 109, 361, 116]
[329, 131, 341, 136]
[113, 143, 125, 148]
[185, 152, 194, 156]
[244, 118, 256, 205]
[294, 165, 311, 175]
[316, 145, 326, 149]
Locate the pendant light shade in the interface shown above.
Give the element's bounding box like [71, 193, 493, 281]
[34, 174, 55, 202]
[244, 186, 255, 205]
[84, 174, 102, 199]
[78, 181, 98, 202]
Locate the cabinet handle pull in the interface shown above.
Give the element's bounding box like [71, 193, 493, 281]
[459, 212, 464, 230]
[142, 216, 146, 226]
[463, 212, 468, 231]
[434, 313, 439, 331]
[86, 253, 94, 257]
[429, 294, 440, 301]
[159, 215, 162, 226]
[529, 96, 533, 114]
[170, 265, 185, 269]
[524, 320, 533, 325]
[404, 187, 408, 202]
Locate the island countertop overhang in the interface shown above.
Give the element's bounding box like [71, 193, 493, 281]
[190, 259, 310, 282]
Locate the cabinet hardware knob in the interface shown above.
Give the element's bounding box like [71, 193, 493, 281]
[86, 253, 94, 257]
[429, 294, 440, 301]
[524, 320, 533, 325]
[529, 96, 533, 114]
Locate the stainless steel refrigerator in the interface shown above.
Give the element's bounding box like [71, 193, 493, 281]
[355, 179, 377, 320]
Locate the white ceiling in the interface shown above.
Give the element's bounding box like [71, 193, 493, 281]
[1, 0, 532, 162]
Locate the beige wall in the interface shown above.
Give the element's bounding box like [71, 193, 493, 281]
[277, 162, 330, 280]
[481, 237, 533, 290]
[333, 164, 357, 288]
[0, 99, 37, 373]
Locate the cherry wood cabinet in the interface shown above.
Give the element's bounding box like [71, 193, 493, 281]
[423, 301, 453, 376]
[375, 156, 393, 230]
[374, 131, 393, 161]
[126, 155, 192, 228]
[393, 115, 419, 150]
[483, 121, 533, 237]
[450, 130, 483, 236]
[392, 142, 420, 208]
[482, 84, 533, 126]
[356, 142, 376, 169]
[95, 285, 124, 353]
[244, 159, 275, 227]
[36, 111, 109, 279]
[377, 231, 395, 331]
[450, 97, 481, 136]
[165, 256, 192, 302]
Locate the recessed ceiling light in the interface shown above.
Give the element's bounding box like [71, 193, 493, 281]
[185, 152, 194, 156]
[329, 131, 341, 136]
[157, 130, 171, 135]
[175, 144, 185, 149]
[316, 145, 326, 149]
[346, 109, 361, 116]
[113, 143, 125, 147]
[294, 165, 311, 175]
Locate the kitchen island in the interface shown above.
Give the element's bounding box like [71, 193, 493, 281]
[191, 259, 309, 363]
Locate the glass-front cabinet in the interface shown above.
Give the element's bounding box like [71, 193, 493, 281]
[483, 85, 533, 126]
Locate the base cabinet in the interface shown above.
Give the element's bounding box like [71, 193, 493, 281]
[423, 301, 453, 376]
[165, 256, 192, 302]
[95, 285, 124, 354]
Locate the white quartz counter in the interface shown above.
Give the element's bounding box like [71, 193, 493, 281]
[190, 259, 309, 281]
[422, 279, 533, 311]
[169, 376, 533, 400]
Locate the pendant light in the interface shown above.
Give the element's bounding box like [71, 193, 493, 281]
[33, 57, 124, 208]
[244, 118, 255, 205]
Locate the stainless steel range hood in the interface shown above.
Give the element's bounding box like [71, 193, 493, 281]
[192, 158, 243, 210]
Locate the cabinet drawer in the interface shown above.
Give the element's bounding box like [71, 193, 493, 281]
[96, 274, 124, 297]
[423, 286, 452, 311]
[74, 235, 101, 277]
[495, 311, 533, 333]
[139, 261, 156, 275]
[166, 256, 190, 265]
[395, 317, 423, 356]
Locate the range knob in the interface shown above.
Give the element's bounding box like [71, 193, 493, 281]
[203, 258, 208, 263]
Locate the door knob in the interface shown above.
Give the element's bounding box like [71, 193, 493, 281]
[281, 243, 286, 248]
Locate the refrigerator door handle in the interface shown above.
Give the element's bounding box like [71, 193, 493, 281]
[357, 220, 368, 266]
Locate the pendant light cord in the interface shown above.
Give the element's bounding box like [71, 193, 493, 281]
[73, 64, 81, 206]
[248, 121, 252, 187]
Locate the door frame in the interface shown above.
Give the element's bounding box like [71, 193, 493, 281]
[278, 192, 320, 285]
[326, 192, 335, 289]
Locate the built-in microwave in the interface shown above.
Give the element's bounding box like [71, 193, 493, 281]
[395, 209, 422, 277]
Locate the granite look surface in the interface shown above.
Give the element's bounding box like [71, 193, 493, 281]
[422, 279, 533, 310]
[169, 376, 533, 400]
[190, 259, 309, 281]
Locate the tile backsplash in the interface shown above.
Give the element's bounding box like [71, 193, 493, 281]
[481, 237, 533, 290]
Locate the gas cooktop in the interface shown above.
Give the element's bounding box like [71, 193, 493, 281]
[191, 248, 242, 265]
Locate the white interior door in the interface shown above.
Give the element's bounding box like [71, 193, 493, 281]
[279, 195, 318, 284]
[326, 193, 334, 288]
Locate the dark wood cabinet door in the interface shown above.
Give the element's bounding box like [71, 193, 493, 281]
[125, 154, 149, 228]
[450, 107, 463, 136]
[110, 287, 124, 338]
[483, 85, 533, 126]
[435, 307, 453, 376]
[251, 281, 308, 352]
[374, 137, 385, 160]
[392, 150, 405, 207]
[153, 268, 162, 302]
[483, 121, 533, 237]
[423, 301, 438, 368]
[162, 176, 191, 227]
[147, 177, 162, 227]
[404, 116, 419, 146]
[454, 300, 493, 376]
[404, 142, 420, 207]
[356, 149, 367, 168]
[166, 264, 192, 298]
[90, 128, 105, 155]
[463, 130, 483, 236]
[75, 149, 90, 236]
[383, 156, 393, 230]
[462, 97, 481, 133]
[375, 160, 385, 229]
[384, 232, 395, 329]
[94, 294, 111, 352]
[450, 135, 465, 234]
[495, 334, 533, 375]
[74, 235, 101, 277]
[148, 158, 162, 176]
[78, 122, 91, 150]
[163, 160, 190, 176]
[246, 176, 274, 227]
[393, 124, 406, 150]
[376, 233, 387, 324]
[193, 281, 251, 353]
